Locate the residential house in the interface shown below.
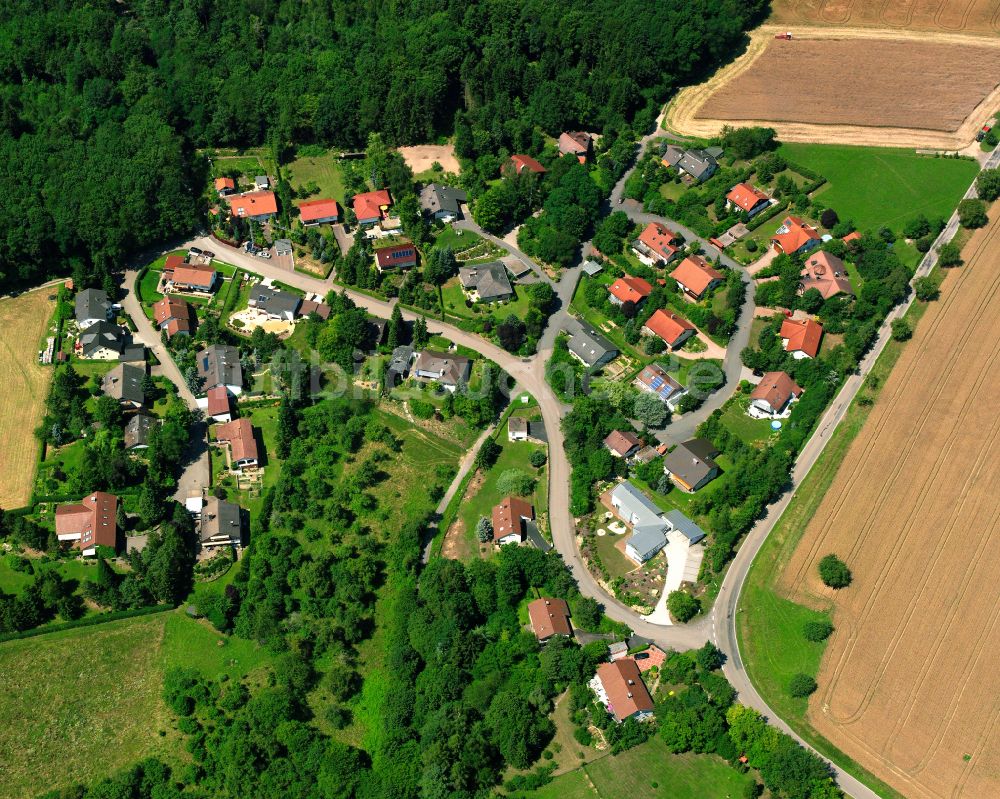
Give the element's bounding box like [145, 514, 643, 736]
[604, 430, 643, 459]
[663, 438, 720, 492]
[75, 288, 111, 328]
[214, 177, 236, 196]
[663, 509, 707, 545]
[632, 222, 681, 266]
[79, 321, 126, 359]
[591, 659, 654, 722]
[609, 641, 629, 661]
[254, 175, 270, 190]
[228, 190, 278, 222]
[102, 363, 146, 409]
[662, 145, 719, 182]
[725, 183, 771, 217]
[200, 497, 246, 549]
[562, 318, 618, 369]
[492, 496, 534, 545]
[352, 189, 392, 226]
[608, 275, 652, 306]
[582, 259, 603, 276]
[799, 251, 854, 300]
[153, 296, 194, 338]
[55, 492, 118, 556]
[419, 183, 468, 221]
[458, 262, 514, 303]
[842, 230, 863, 244]
[168, 264, 218, 294]
[274, 239, 293, 257]
[206, 385, 233, 423]
[124, 414, 157, 450]
[375, 242, 418, 272]
[298, 198, 340, 226]
[771, 216, 820, 255]
[558, 131, 592, 163]
[527, 597, 572, 642]
[197, 344, 243, 396]
[215, 417, 260, 471]
[642, 309, 696, 350]
[386, 345, 414, 388]
[634, 363, 686, 409]
[611, 481, 669, 563]
[749, 371, 802, 418]
[670, 255, 724, 301]
[249, 286, 302, 321]
[508, 417, 529, 442]
[412, 350, 471, 392]
[508, 154, 546, 175]
[164, 254, 185, 272]
[780, 317, 823, 359]
[299, 299, 331, 320]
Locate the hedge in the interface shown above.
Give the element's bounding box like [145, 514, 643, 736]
[0, 603, 173, 644]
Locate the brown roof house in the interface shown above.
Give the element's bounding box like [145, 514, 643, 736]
[604, 430, 643, 459]
[670, 255, 724, 301]
[749, 371, 802, 419]
[528, 597, 572, 642]
[200, 496, 246, 549]
[168, 264, 217, 294]
[412, 350, 471, 393]
[590, 659, 654, 722]
[206, 385, 233, 423]
[799, 251, 854, 301]
[492, 496, 534, 545]
[558, 131, 593, 163]
[215, 417, 260, 472]
[124, 413, 158, 450]
[102, 363, 146, 409]
[56, 492, 118, 556]
[153, 296, 194, 338]
[663, 438, 720, 493]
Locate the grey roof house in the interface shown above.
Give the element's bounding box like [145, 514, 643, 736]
[79, 321, 125, 359]
[75, 288, 111, 328]
[200, 496, 246, 548]
[662, 145, 719, 183]
[103, 363, 146, 408]
[663, 438, 720, 492]
[413, 349, 471, 391]
[197, 344, 243, 395]
[249, 286, 302, 321]
[563, 318, 618, 369]
[611, 481, 668, 563]
[386, 345, 414, 388]
[663, 509, 706, 545]
[124, 414, 158, 449]
[458, 262, 514, 303]
[419, 183, 468, 220]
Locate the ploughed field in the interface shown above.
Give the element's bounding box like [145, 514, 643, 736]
[777, 216, 1000, 799]
[770, 0, 1000, 33]
[696, 37, 1000, 132]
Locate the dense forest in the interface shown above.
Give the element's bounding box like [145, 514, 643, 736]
[1, 0, 767, 291]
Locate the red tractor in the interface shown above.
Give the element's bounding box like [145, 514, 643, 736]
[976, 123, 992, 142]
[775, 31, 793, 40]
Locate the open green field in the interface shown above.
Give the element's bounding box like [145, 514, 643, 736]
[285, 150, 348, 205]
[778, 143, 978, 234]
[518, 739, 754, 799]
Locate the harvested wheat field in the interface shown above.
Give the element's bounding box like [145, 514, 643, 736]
[778, 216, 1000, 799]
[667, 26, 1000, 148]
[0, 288, 55, 507]
[771, 0, 1000, 34]
[698, 38, 1000, 131]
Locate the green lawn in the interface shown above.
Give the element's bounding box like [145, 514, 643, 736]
[718, 395, 780, 445]
[285, 151, 348, 205]
[161, 612, 272, 680]
[519, 740, 754, 799]
[442, 278, 532, 323]
[778, 143, 979, 233]
[434, 225, 482, 253]
[588, 528, 636, 579]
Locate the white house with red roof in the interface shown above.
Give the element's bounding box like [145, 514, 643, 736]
[228, 190, 277, 222]
[297, 198, 340, 226]
[642, 309, 696, 350]
[749, 371, 802, 418]
[771, 216, 820, 255]
[670, 255, 724, 301]
[507, 154, 546, 175]
[352, 189, 392, 226]
[780, 317, 823, 359]
[608, 275, 652, 306]
[56, 492, 118, 556]
[725, 183, 771, 217]
[632, 222, 681, 266]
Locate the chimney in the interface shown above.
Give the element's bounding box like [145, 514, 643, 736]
[627, 679, 634, 685]
[627, 692, 633, 698]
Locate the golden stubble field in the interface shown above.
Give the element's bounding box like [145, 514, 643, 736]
[778, 217, 1000, 799]
[0, 288, 55, 508]
[771, 0, 1000, 33]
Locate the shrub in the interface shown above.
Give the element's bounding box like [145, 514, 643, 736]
[819, 208, 838, 229]
[789, 673, 818, 698]
[496, 468, 535, 496]
[890, 318, 912, 341]
[913, 275, 940, 301]
[803, 620, 834, 642]
[745, 239, 758, 253]
[958, 199, 988, 229]
[818, 554, 852, 588]
[410, 399, 435, 419]
[937, 243, 962, 268]
[667, 590, 700, 623]
[529, 449, 547, 468]
[572, 727, 593, 746]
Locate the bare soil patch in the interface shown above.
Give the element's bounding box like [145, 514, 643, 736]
[397, 144, 460, 175]
[698, 38, 1000, 132]
[0, 288, 55, 507]
[770, 0, 1000, 34]
[441, 470, 485, 560]
[778, 216, 1000, 799]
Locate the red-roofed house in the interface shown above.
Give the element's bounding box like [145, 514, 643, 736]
[353, 189, 392, 226]
[206, 385, 233, 423]
[800, 251, 853, 300]
[780, 317, 823, 359]
[508, 154, 546, 175]
[527, 597, 572, 641]
[725, 182, 771, 217]
[215, 418, 261, 471]
[168, 264, 217, 294]
[492, 496, 534, 545]
[642, 309, 696, 349]
[591, 659, 654, 722]
[164, 254, 185, 272]
[749, 371, 802, 418]
[55, 492, 118, 556]
[841, 230, 862, 244]
[228, 190, 278, 222]
[608, 275, 652, 306]
[558, 131, 592, 163]
[298, 198, 340, 226]
[374, 242, 418, 272]
[604, 430, 643, 459]
[632, 222, 681, 266]
[771, 216, 820, 255]
[670, 255, 724, 301]
[153, 297, 194, 338]
[214, 177, 236, 196]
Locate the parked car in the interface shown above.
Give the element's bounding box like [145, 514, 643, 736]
[634, 652, 649, 661]
[202, 250, 215, 259]
[189, 246, 203, 255]
[256, 250, 271, 259]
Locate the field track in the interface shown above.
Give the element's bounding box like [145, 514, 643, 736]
[770, 0, 1000, 35]
[0, 288, 55, 508]
[777, 214, 1000, 799]
[665, 25, 1000, 149]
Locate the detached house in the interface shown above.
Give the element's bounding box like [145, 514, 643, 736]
[671, 255, 724, 301]
[726, 183, 771, 217]
[215, 417, 261, 471]
[608, 275, 652, 307]
[228, 190, 278, 222]
[249, 286, 302, 321]
[458, 262, 514, 303]
[124, 414, 157, 450]
[749, 371, 802, 418]
[610, 480, 706, 564]
[413, 350, 471, 392]
[527, 597, 572, 642]
[492, 496, 535, 545]
[771, 216, 820, 255]
[604, 430, 643, 459]
[591, 660, 654, 722]
[197, 344, 243, 396]
[780, 317, 823, 359]
[56, 492, 118, 556]
[102, 363, 146, 409]
[558, 131, 593, 163]
[662, 145, 719, 183]
[153, 297, 194, 338]
[642, 309, 696, 350]
[375, 242, 418, 272]
[79, 321, 126, 359]
[200, 497, 246, 549]
[298, 198, 340, 226]
[508, 154, 546, 175]
[214, 177, 236, 196]
[75, 288, 111, 328]
[800, 251, 854, 300]
[168, 264, 218, 294]
[632, 223, 681, 266]
[634, 363, 686, 409]
[663, 438, 720, 492]
[352, 189, 392, 226]
[419, 183, 467, 221]
[562, 318, 618, 369]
